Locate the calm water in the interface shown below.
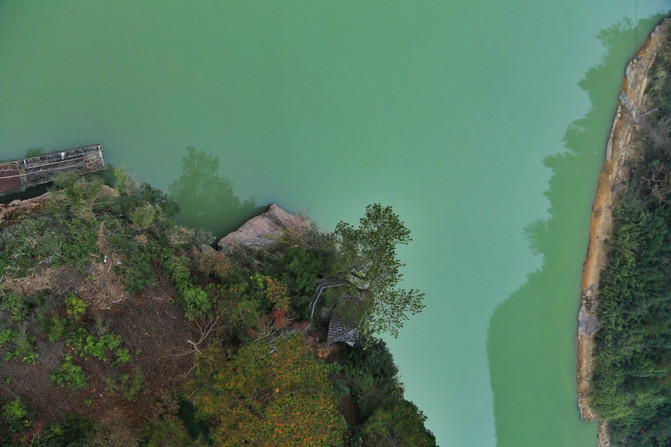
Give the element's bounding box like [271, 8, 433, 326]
[0, 2, 669, 445]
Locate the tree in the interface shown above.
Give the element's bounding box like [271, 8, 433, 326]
[361, 399, 437, 447]
[329, 204, 424, 337]
[189, 332, 345, 446]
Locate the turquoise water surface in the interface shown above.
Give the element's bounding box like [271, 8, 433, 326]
[0, 1, 669, 445]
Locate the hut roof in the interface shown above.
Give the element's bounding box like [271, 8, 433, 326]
[327, 317, 359, 346]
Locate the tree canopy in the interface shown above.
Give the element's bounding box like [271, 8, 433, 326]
[332, 204, 424, 337]
[189, 332, 345, 446]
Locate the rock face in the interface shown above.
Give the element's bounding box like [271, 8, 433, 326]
[217, 204, 310, 249]
[578, 303, 601, 336]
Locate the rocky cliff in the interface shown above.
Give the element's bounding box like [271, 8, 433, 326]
[217, 204, 310, 249]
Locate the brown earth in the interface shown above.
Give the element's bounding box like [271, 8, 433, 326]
[0, 219, 196, 434]
[576, 17, 671, 447]
[0, 288, 194, 430]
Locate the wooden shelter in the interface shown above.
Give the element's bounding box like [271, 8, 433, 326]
[327, 316, 359, 346]
[0, 145, 105, 197]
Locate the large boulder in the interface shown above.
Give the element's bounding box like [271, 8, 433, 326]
[217, 204, 310, 249]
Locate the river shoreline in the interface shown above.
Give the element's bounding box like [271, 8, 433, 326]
[576, 17, 671, 447]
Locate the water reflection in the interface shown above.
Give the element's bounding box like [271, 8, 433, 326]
[168, 147, 263, 238]
[486, 16, 663, 447]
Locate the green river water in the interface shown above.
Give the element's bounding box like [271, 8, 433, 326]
[1, 2, 669, 446]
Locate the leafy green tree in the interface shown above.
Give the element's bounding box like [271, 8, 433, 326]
[330, 204, 424, 337]
[343, 338, 403, 419]
[361, 399, 436, 447]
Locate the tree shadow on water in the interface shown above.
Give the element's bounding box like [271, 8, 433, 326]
[168, 147, 264, 239]
[486, 15, 664, 447]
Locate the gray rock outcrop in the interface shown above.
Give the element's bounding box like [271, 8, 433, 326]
[217, 204, 310, 249]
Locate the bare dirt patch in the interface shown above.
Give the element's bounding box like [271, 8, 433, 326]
[0, 275, 194, 431]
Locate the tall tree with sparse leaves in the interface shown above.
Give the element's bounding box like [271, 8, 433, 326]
[331, 204, 424, 338]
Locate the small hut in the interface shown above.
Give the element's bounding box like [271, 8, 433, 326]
[327, 316, 359, 346]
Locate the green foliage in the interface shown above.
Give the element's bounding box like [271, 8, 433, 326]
[176, 398, 211, 444]
[165, 255, 213, 320]
[165, 256, 192, 292]
[181, 287, 211, 321]
[361, 399, 436, 447]
[189, 332, 345, 446]
[0, 203, 98, 276]
[130, 203, 157, 230]
[121, 368, 145, 401]
[53, 171, 105, 212]
[67, 328, 132, 364]
[263, 244, 336, 319]
[65, 292, 88, 321]
[342, 338, 403, 419]
[51, 354, 89, 389]
[332, 204, 425, 337]
[60, 217, 99, 270]
[108, 225, 156, 294]
[591, 36, 671, 445]
[0, 161, 433, 446]
[38, 414, 97, 446]
[143, 415, 195, 447]
[39, 314, 69, 342]
[5, 331, 38, 364]
[0, 291, 28, 322]
[141, 395, 199, 446]
[0, 329, 15, 345]
[112, 167, 179, 220]
[105, 367, 145, 401]
[3, 397, 32, 433]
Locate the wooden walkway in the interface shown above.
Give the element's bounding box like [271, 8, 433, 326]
[0, 144, 105, 196]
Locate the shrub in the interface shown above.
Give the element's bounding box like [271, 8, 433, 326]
[124, 368, 145, 401]
[114, 347, 132, 365]
[5, 332, 38, 364]
[0, 329, 15, 345]
[181, 287, 211, 321]
[342, 338, 403, 419]
[51, 355, 89, 389]
[115, 249, 154, 294]
[0, 291, 28, 322]
[361, 399, 436, 447]
[3, 397, 31, 433]
[65, 292, 88, 321]
[60, 218, 98, 270]
[130, 204, 156, 230]
[165, 256, 192, 292]
[143, 415, 194, 447]
[39, 314, 69, 342]
[67, 328, 132, 364]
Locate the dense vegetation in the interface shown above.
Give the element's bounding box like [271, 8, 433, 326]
[590, 27, 671, 446]
[0, 163, 435, 446]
